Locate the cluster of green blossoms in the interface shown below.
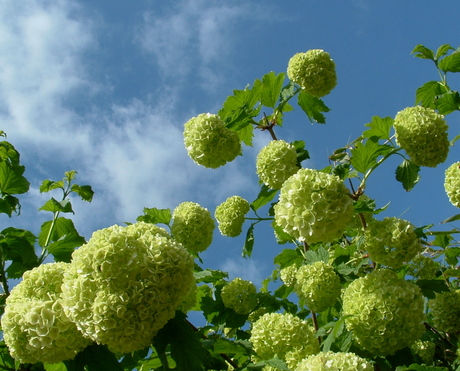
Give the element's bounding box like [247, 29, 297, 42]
[363, 217, 422, 268]
[294, 351, 373, 371]
[294, 262, 341, 313]
[411, 340, 436, 365]
[342, 269, 425, 356]
[221, 278, 257, 314]
[406, 253, 440, 280]
[444, 161, 460, 207]
[429, 290, 460, 333]
[250, 312, 319, 369]
[287, 49, 337, 97]
[214, 195, 250, 237]
[280, 264, 299, 287]
[183, 113, 241, 168]
[274, 168, 354, 244]
[256, 140, 299, 189]
[61, 222, 194, 354]
[171, 201, 215, 253]
[2, 263, 91, 364]
[393, 106, 449, 167]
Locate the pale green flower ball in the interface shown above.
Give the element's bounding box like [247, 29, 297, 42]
[429, 290, 460, 333]
[444, 161, 460, 207]
[287, 49, 337, 97]
[61, 222, 194, 354]
[394, 106, 449, 167]
[411, 340, 435, 365]
[406, 254, 440, 280]
[215, 195, 250, 237]
[364, 217, 422, 269]
[256, 140, 300, 189]
[294, 262, 341, 313]
[342, 269, 425, 356]
[295, 351, 373, 371]
[2, 263, 91, 364]
[171, 201, 215, 253]
[183, 113, 241, 168]
[250, 312, 319, 364]
[280, 264, 299, 287]
[221, 278, 257, 314]
[274, 168, 354, 244]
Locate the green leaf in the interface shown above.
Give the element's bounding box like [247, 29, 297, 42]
[395, 159, 420, 191]
[251, 185, 278, 212]
[291, 140, 310, 166]
[136, 207, 171, 226]
[0, 341, 15, 370]
[362, 116, 394, 140]
[435, 90, 460, 114]
[435, 44, 454, 60]
[441, 213, 460, 224]
[153, 311, 224, 371]
[40, 179, 65, 193]
[305, 247, 329, 264]
[297, 91, 330, 124]
[0, 162, 30, 195]
[260, 71, 286, 109]
[415, 81, 448, 109]
[38, 217, 79, 247]
[44, 362, 68, 371]
[71, 184, 94, 202]
[445, 247, 460, 266]
[350, 138, 392, 174]
[272, 222, 295, 244]
[0, 195, 20, 217]
[237, 122, 255, 146]
[242, 223, 255, 258]
[405, 364, 448, 371]
[47, 232, 86, 262]
[194, 268, 228, 283]
[274, 248, 303, 269]
[65, 343, 123, 371]
[432, 233, 453, 248]
[415, 279, 449, 299]
[411, 44, 435, 60]
[438, 51, 460, 72]
[39, 198, 74, 214]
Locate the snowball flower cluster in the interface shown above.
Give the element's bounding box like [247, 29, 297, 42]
[221, 278, 257, 314]
[429, 290, 460, 333]
[287, 49, 337, 97]
[411, 340, 436, 365]
[171, 201, 215, 253]
[2, 263, 91, 364]
[342, 269, 425, 356]
[393, 106, 449, 167]
[61, 222, 194, 354]
[294, 262, 341, 313]
[274, 168, 354, 244]
[215, 195, 250, 237]
[444, 161, 460, 207]
[256, 140, 299, 189]
[183, 113, 241, 168]
[294, 351, 373, 371]
[280, 264, 299, 287]
[250, 312, 319, 369]
[364, 217, 422, 268]
[406, 253, 440, 280]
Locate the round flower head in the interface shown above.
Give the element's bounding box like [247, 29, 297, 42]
[287, 49, 337, 97]
[221, 278, 257, 314]
[444, 161, 460, 207]
[2, 263, 91, 364]
[294, 262, 341, 313]
[429, 290, 460, 333]
[256, 140, 300, 189]
[364, 217, 422, 269]
[250, 312, 319, 366]
[342, 269, 425, 356]
[280, 264, 299, 287]
[171, 201, 215, 253]
[274, 168, 354, 244]
[406, 253, 440, 280]
[61, 222, 194, 354]
[183, 113, 241, 168]
[394, 106, 449, 167]
[411, 340, 435, 365]
[215, 195, 250, 237]
[295, 351, 373, 371]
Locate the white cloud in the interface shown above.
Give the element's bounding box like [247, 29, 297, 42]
[220, 257, 265, 286]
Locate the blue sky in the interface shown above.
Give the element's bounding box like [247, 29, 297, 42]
[2, 0, 460, 288]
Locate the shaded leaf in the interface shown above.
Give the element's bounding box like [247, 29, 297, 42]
[0, 162, 30, 195]
[39, 198, 74, 214]
[251, 185, 278, 212]
[40, 179, 65, 193]
[71, 184, 94, 202]
[38, 217, 78, 247]
[395, 159, 420, 191]
[305, 247, 329, 264]
[297, 91, 330, 124]
[242, 223, 255, 258]
[65, 343, 123, 371]
[415, 279, 449, 299]
[274, 248, 303, 269]
[435, 90, 460, 114]
[47, 232, 86, 262]
[291, 140, 310, 166]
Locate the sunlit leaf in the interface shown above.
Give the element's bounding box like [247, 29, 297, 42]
[0, 162, 29, 195]
[47, 232, 86, 262]
[260, 71, 286, 108]
[297, 91, 330, 124]
[415, 81, 448, 109]
[350, 139, 392, 174]
[251, 185, 278, 211]
[362, 116, 394, 140]
[438, 51, 460, 72]
[38, 217, 79, 247]
[136, 207, 171, 226]
[411, 44, 435, 60]
[435, 90, 460, 114]
[39, 198, 74, 214]
[435, 44, 454, 60]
